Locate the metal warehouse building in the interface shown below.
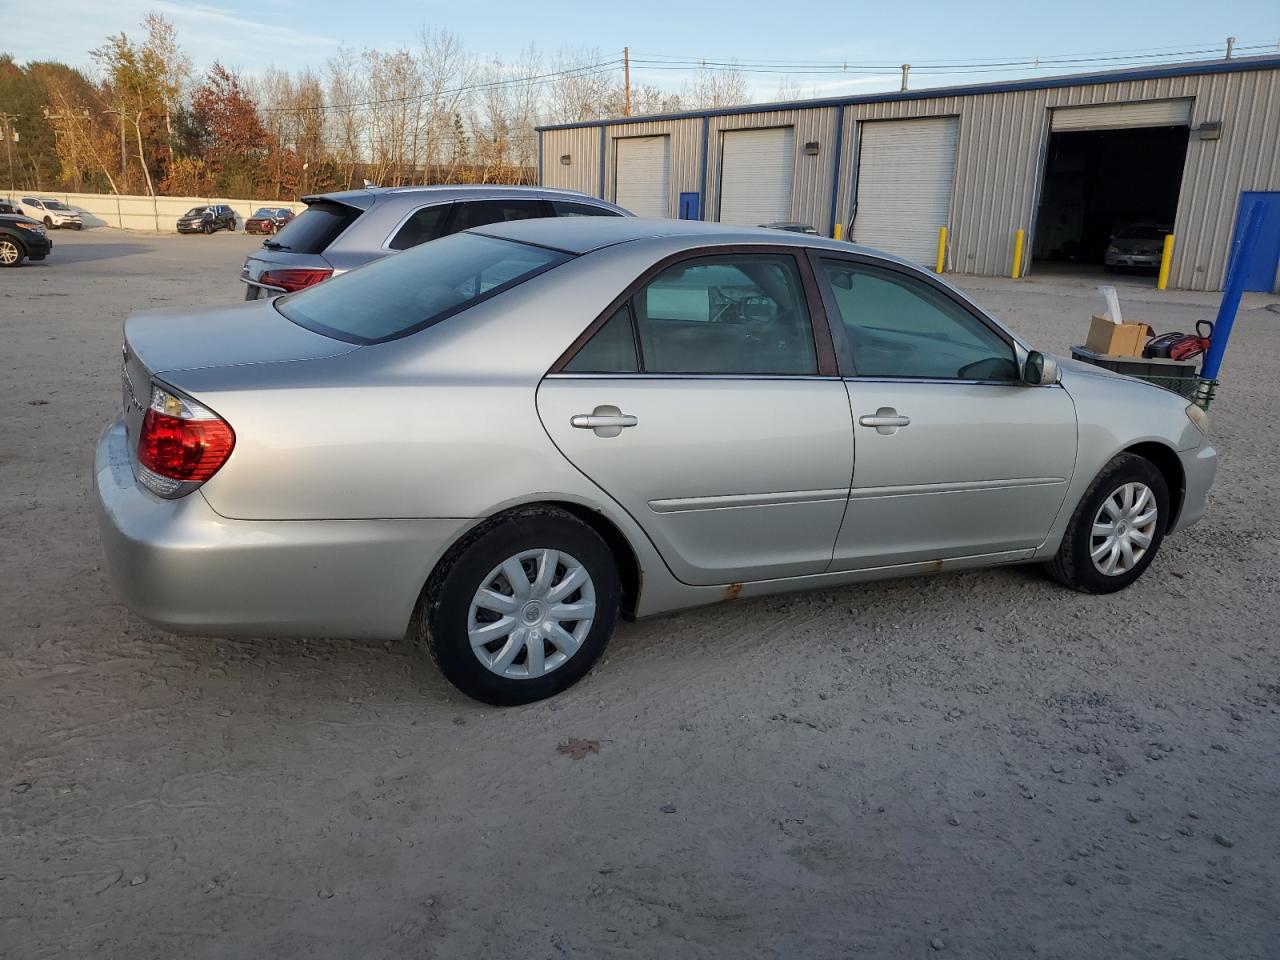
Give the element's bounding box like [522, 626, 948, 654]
[537, 55, 1280, 292]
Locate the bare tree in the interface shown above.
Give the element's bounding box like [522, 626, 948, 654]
[325, 47, 367, 189]
[682, 61, 749, 109]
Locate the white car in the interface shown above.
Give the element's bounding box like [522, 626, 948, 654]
[19, 196, 83, 230]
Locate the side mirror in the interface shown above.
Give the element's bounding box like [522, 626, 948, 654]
[1023, 351, 1059, 386]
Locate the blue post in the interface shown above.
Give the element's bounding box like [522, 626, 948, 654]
[1200, 199, 1264, 381]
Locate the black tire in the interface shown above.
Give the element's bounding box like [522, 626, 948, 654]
[73, 223, 83, 231]
[1046, 453, 1169, 593]
[203, 222, 213, 235]
[0, 235, 25, 267]
[416, 507, 621, 705]
[42, 216, 53, 229]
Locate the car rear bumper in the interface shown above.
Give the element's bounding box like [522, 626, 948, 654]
[94, 417, 472, 641]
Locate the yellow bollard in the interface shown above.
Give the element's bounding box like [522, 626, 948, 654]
[935, 226, 947, 274]
[1156, 233, 1175, 290]
[833, 222, 843, 241]
[1011, 228, 1025, 279]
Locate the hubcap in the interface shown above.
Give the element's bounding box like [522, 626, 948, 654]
[467, 549, 596, 680]
[0, 241, 17, 264]
[1090, 481, 1158, 576]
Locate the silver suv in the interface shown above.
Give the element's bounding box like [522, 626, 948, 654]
[241, 185, 630, 299]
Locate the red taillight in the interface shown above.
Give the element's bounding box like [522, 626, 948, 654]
[137, 386, 235, 497]
[259, 267, 332, 292]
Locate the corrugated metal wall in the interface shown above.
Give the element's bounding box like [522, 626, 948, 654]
[598, 118, 702, 215]
[539, 126, 603, 197]
[540, 65, 1280, 289]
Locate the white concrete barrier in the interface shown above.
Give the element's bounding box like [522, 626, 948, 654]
[1, 191, 307, 232]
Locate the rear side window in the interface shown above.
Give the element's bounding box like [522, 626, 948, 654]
[276, 232, 570, 344]
[563, 305, 638, 373]
[272, 200, 361, 254]
[389, 204, 450, 250]
[448, 199, 547, 232]
[551, 200, 622, 218]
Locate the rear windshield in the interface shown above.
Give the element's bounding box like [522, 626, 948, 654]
[275, 232, 571, 344]
[251, 208, 273, 218]
[271, 200, 360, 254]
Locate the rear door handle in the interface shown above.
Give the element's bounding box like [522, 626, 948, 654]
[571, 405, 637, 438]
[858, 407, 910, 434]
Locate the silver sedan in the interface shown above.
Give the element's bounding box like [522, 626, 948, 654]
[95, 218, 1217, 705]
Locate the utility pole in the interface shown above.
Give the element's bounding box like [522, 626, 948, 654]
[623, 47, 632, 117]
[0, 113, 18, 192]
[900, 64, 910, 91]
[1225, 36, 1236, 59]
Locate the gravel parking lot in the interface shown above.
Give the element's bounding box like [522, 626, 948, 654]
[3, 227, 1278, 959]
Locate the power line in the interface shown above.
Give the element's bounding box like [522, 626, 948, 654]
[259, 58, 622, 114]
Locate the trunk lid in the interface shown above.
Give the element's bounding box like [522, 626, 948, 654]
[120, 301, 358, 458]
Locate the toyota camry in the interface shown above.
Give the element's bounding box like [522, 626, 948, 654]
[94, 218, 1217, 705]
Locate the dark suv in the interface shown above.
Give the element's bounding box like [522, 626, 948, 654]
[0, 213, 52, 266]
[241, 185, 630, 298]
[177, 204, 237, 235]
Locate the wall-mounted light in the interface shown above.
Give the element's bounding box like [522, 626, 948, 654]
[1195, 122, 1222, 141]
[560, 154, 572, 165]
[804, 141, 820, 155]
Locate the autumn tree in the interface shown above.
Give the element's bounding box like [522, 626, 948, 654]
[190, 63, 270, 196]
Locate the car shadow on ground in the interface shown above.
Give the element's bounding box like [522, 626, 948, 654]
[40, 240, 155, 264]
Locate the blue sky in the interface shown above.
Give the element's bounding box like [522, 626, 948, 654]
[4, 0, 1278, 99]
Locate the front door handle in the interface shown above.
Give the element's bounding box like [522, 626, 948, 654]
[571, 405, 637, 438]
[858, 407, 910, 435]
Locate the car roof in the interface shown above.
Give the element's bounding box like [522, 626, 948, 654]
[470, 216, 885, 258]
[303, 183, 606, 209]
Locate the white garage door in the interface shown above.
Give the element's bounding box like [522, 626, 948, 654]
[614, 136, 670, 217]
[851, 117, 959, 265]
[1051, 99, 1193, 131]
[718, 127, 795, 225]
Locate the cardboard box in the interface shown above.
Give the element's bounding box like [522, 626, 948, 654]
[1084, 315, 1153, 357]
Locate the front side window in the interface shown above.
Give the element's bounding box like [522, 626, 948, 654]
[276, 232, 570, 344]
[389, 204, 450, 250]
[820, 259, 1018, 381]
[448, 199, 547, 233]
[551, 200, 622, 218]
[566, 254, 817, 376]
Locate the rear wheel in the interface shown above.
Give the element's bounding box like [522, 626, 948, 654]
[0, 236, 25, 266]
[416, 508, 621, 705]
[1047, 453, 1169, 593]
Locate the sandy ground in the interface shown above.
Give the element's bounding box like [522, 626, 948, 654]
[2, 228, 1278, 960]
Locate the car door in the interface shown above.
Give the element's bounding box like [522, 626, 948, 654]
[537, 249, 853, 586]
[813, 253, 1077, 570]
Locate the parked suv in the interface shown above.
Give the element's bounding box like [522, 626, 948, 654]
[0, 212, 52, 266]
[240, 185, 630, 298]
[19, 196, 82, 230]
[244, 207, 295, 235]
[178, 204, 237, 235]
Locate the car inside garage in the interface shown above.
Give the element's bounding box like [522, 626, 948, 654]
[1032, 100, 1191, 276]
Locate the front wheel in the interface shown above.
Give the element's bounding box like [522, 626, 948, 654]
[416, 508, 621, 705]
[203, 222, 213, 235]
[1046, 453, 1169, 593]
[42, 216, 53, 229]
[0, 237, 25, 266]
